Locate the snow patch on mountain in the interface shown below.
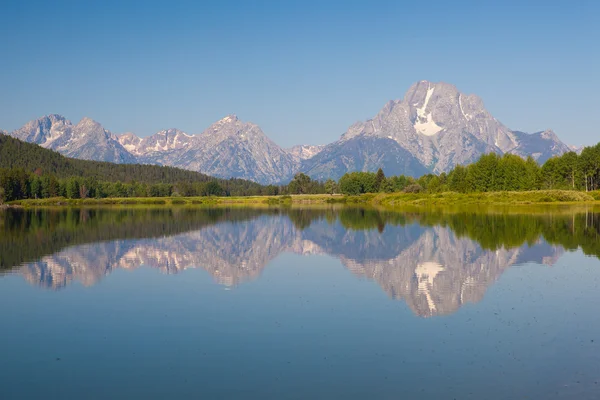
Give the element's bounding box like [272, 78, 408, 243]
[8, 81, 574, 182]
[414, 85, 444, 136]
[458, 94, 472, 121]
[286, 144, 325, 161]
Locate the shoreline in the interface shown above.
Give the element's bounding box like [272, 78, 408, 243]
[4, 189, 600, 209]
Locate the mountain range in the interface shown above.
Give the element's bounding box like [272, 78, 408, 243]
[4, 81, 572, 184]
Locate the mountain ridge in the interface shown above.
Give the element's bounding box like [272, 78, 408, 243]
[4, 81, 573, 183]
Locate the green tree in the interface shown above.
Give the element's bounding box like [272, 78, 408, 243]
[265, 185, 279, 195]
[30, 176, 41, 199]
[65, 178, 80, 199]
[375, 168, 385, 191]
[558, 152, 580, 189]
[427, 176, 442, 193]
[338, 172, 378, 195]
[338, 173, 362, 195]
[288, 173, 312, 194]
[205, 181, 223, 196]
[448, 165, 470, 193]
[522, 156, 541, 190]
[324, 179, 337, 195]
[541, 157, 560, 189]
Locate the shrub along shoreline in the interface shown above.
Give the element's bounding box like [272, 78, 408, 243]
[3, 135, 600, 204]
[6, 189, 600, 208]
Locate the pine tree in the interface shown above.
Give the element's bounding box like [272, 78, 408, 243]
[375, 168, 385, 192]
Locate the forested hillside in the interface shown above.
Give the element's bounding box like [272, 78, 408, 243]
[2, 133, 600, 203]
[0, 134, 266, 200]
[0, 134, 260, 184]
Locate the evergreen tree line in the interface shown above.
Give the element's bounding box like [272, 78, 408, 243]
[0, 134, 267, 200]
[3, 132, 600, 201]
[0, 167, 275, 202]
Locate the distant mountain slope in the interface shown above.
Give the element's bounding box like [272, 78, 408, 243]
[509, 130, 572, 163]
[119, 128, 194, 157]
[321, 81, 569, 176]
[11, 115, 136, 163]
[5, 81, 573, 182]
[301, 135, 429, 180]
[286, 144, 325, 161]
[0, 134, 263, 190]
[121, 115, 299, 184]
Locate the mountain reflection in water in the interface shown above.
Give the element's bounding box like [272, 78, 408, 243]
[2, 207, 599, 317]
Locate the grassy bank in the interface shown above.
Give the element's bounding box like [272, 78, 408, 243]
[6, 190, 600, 208]
[6, 194, 343, 207]
[373, 190, 600, 207]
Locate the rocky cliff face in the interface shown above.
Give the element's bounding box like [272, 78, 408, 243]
[119, 128, 194, 157]
[301, 135, 430, 180]
[286, 144, 325, 161]
[7, 81, 572, 182]
[18, 215, 563, 317]
[320, 81, 543, 175]
[10, 114, 72, 145]
[10, 115, 136, 163]
[118, 115, 299, 184]
[175, 115, 299, 184]
[510, 129, 573, 163]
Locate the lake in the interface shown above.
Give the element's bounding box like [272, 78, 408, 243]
[1, 206, 599, 399]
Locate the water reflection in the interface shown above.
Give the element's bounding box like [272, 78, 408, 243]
[2, 207, 592, 317]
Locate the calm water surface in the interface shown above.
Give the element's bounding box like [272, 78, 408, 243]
[1, 207, 599, 399]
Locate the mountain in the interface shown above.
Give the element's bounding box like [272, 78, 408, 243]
[119, 128, 194, 157]
[307, 81, 569, 176]
[10, 114, 136, 163]
[286, 144, 325, 161]
[301, 135, 430, 180]
[0, 134, 265, 196]
[120, 115, 299, 184]
[6, 81, 572, 182]
[510, 129, 572, 163]
[570, 145, 584, 155]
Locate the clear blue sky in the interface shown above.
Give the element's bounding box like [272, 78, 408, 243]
[1, 0, 598, 147]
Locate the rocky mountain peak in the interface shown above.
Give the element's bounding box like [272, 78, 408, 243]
[119, 132, 139, 140]
[286, 144, 325, 161]
[118, 128, 194, 157]
[42, 114, 70, 126]
[540, 129, 558, 140]
[26, 114, 70, 129]
[126, 114, 299, 184]
[118, 132, 142, 154]
[11, 114, 72, 145]
[509, 129, 571, 163]
[10, 114, 135, 164]
[7, 80, 573, 182]
[215, 114, 239, 125]
[331, 80, 527, 173]
[403, 80, 491, 137]
[75, 117, 103, 131]
[203, 115, 265, 143]
[154, 128, 192, 142]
